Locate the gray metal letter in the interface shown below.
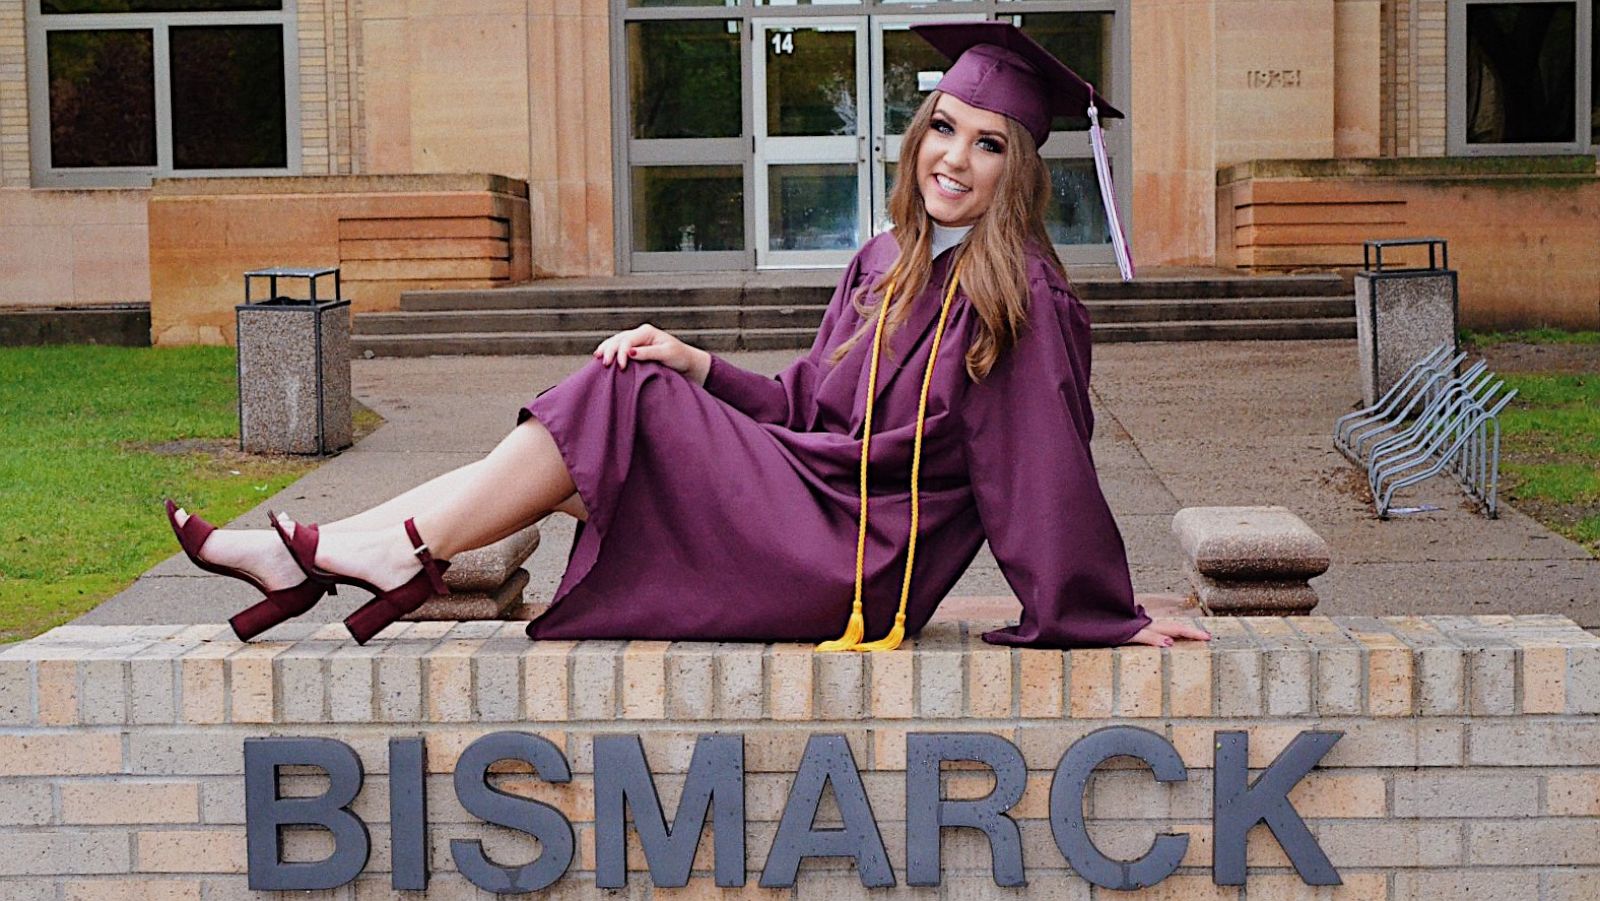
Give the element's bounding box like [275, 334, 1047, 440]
[389, 737, 428, 891]
[243, 737, 369, 891]
[594, 733, 746, 888]
[759, 734, 894, 888]
[451, 731, 575, 894]
[905, 732, 1026, 886]
[1049, 726, 1188, 891]
[1213, 730, 1343, 886]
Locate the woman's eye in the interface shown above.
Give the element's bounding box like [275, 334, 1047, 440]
[979, 138, 1004, 154]
[932, 119, 954, 134]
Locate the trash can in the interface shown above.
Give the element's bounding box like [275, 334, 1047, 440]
[236, 267, 353, 455]
[1353, 238, 1459, 407]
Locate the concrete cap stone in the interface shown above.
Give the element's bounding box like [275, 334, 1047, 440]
[407, 568, 530, 621]
[1172, 506, 1332, 580]
[444, 525, 541, 592]
[1183, 562, 1321, 615]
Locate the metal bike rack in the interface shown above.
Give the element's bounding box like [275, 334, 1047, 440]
[1332, 341, 1515, 519]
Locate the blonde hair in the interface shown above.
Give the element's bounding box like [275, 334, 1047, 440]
[826, 90, 1068, 383]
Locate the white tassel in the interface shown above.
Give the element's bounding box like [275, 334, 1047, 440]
[1088, 99, 1135, 282]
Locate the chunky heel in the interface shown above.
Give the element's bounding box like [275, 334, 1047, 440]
[341, 519, 451, 645]
[228, 580, 333, 641]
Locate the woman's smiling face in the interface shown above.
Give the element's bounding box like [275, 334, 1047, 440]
[915, 92, 1010, 228]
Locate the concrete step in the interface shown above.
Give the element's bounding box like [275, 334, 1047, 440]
[1093, 317, 1357, 343]
[397, 272, 1350, 312]
[355, 304, 829, 336]
[352, 317, 1355, 356]
[352, 327, 820, 357]
[1083, 296, 1353, 324]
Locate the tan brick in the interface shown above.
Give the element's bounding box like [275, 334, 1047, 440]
[523, 640, 573, 721]
[0, 658, 34, 724]
[326, 642, 377, 723]
[0, 781, 53, 826]
[815, 649, 865, 719]
[918, 649, 963, 718]
[968, 647, 1012, 718]
[1569, 644, 1600, 713]
[1468, 646, 1517, 714]
[1117, 645, 1162, 717]
[1547, 772, 1600, 816]
[1068, 648, 1113, 718]
[1171, 723, 1306, 770]
[664, 643, 715, 720]
[0, 733, 121, 776]
[38, 657, 80, 725]
[425, 639, 480, 722]
[1468, 819, 1600, 865]
[714, 644, 763, 719]
[1416, 645, 1465, 714]
[1358, 633, 1414, 716]
[621, 641, 668, 720]
[1470, 721, 1600, 766]
[569, 642, 618, 721]
[871, 726, 906, 771]
[1018, 648, 1063, 718]
[870, 646, 914, 719]
[1393, 869, 1532, 901]
[62, 782, 201, 824]
[768, 645, 813, 721]
[1168, 646, 1212, 716]
[1317, 821, 1463, 868]
[1287, 772, 1385, 818]
[228, 642, 289, 723]
[1, 833, 130, 876]
[1215, 649, 1263, 717]
[1547, 869, 1600, 901]
[1520, 644, 1566, 713]
[64, 879, 202, 901]
[1252, 871, 1388, 900]
[137, 829, 248, 874]
[1393, 773, 1538, 817]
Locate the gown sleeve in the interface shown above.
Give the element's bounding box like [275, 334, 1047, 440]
[960, 275, 1152, 649]
[701, 242, 870, 430]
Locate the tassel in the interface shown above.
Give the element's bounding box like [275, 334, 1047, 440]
[1088, 95, 1135, 282]
[853, 613, 906, 652]
[816, 605, 866, 652]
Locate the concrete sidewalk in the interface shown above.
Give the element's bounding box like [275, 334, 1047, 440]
[80, 339, 1599, 631]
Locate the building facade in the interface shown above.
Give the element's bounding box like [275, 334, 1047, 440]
[0, 0, 1596, 335]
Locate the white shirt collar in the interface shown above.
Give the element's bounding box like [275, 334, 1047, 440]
[929, 221, 973, 260]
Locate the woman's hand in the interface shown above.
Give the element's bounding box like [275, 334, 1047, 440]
[1122, 619, 1213, 648]
[594, 323, 712, 385]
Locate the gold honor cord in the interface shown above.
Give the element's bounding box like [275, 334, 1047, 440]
[818, 261, 965, 653]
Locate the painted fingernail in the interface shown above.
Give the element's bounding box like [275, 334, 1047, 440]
[629, 348, 637, 356]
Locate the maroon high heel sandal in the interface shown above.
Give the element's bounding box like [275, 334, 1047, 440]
[163, 499, 335, 641]
[271, 512, 450, 645]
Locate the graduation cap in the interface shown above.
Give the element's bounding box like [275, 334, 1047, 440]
[910, 21, 1136, 280]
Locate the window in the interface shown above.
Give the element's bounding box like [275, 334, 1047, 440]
[1448, 0, 1594, 154]
[26, 0, 299, 186]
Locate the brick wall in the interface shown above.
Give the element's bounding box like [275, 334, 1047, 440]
[1, 615, 1598, 898]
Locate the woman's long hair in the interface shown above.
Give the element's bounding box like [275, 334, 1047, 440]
[825, 90, 1069, 383]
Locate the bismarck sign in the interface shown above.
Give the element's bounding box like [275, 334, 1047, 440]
[244, 726, 1343, 893]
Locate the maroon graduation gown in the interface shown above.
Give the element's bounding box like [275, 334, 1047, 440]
[518, 231, 1151, 648]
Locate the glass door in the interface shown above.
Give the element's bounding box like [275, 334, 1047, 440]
[752, 18, 871, 268]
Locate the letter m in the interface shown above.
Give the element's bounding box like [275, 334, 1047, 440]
[594, 734, 745, 888]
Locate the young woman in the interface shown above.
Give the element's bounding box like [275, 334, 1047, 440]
[167, 22, 1211, 652]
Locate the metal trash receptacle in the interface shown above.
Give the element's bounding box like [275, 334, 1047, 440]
[1354, 238, 1459, 407]
[235, 267, 352, 455]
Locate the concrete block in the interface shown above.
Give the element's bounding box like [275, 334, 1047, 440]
[406, 568, 529, 621]
[1172, 505, 1332, 579]
[440, 525, 540, 592]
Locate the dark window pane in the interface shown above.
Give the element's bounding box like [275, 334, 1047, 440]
[1591, 8, 1598, 145]
[768, 163, 858, 251]
[170, 25, 287, 169]
[1466, 3, 1577, 144]
[47, 29, 155, 168]
[1044, 158, 1111, 246]
[882, 27, 949, 135]
[1014, 12, 1114, 133]
[628, 19, 741, 139]
[766, 26, 858, 137]
[44, 1, 281, 12]
[632, 166, 745, 252]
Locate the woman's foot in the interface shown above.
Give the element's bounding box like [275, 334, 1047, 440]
[170, 507, 310, 592]
[272, 513, 423, 593]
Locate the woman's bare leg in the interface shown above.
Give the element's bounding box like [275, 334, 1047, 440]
[277, 417, 580, 590]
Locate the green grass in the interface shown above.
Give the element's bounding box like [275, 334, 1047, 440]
[0, 346, 319, 643]
[1466, 327, 1600, 346]
[1496, 371, 1600, 554]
